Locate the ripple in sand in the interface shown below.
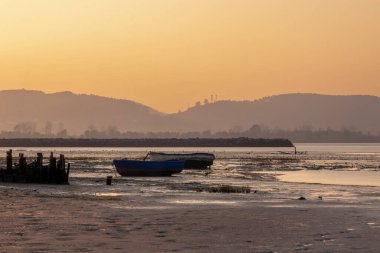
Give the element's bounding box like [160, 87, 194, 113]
[167, 199, 237, 205]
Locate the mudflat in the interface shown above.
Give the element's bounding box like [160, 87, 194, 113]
[1, 183, 379, 253]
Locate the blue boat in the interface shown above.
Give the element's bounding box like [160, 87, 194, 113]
[113, 159, 185, 177]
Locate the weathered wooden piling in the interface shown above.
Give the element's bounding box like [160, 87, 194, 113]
[49, 152, 56, 182]
[36, 153, 43, 168]
[19, 153, 27, 171]
[49, 152, 56, 168]
[56, 154, 66, 184]
[66, 163, 70, 182]
[58, 154, 65, 170]
[0, 150, 70, 184]
[6, 149, 12, 171]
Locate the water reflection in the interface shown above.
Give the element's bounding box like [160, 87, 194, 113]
[278, 170, 380, 187]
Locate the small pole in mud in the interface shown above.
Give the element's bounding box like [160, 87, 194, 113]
[106, 176, 113, 185]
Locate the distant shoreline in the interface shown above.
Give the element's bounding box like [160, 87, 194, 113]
[0, 138, 294, 148]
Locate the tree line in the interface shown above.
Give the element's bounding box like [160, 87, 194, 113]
[0, 123, 379, 142]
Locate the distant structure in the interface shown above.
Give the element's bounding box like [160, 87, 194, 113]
[206, 94, 218, 104]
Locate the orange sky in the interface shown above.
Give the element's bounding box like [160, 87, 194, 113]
[0, 0, 379, 112]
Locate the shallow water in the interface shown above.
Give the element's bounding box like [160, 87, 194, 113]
[277, 170, 380, 187]
[1, 143, 380, 205]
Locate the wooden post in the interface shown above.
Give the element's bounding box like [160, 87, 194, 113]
[56, 154, 65, 183]
[66, 163, 70, 183]
[36, 153, 43, 183]
[6, 149, 12, 171]
[48, 152, 55, 181]
[49, 152, 54, 166]
[58, 154, 65, 170]
[19, 153, 27, 171]
[37, 153, 43, 168]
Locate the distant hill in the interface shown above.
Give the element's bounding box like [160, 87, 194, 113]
[174, 94, 380, 134]
[0, 90, 165, 134]
[0, 90, 379, 135]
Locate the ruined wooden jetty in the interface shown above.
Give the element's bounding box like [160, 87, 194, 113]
[0, 150, 70, 184]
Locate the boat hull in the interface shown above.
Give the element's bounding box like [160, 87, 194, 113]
[147, 152, 215, 169]
[113, 159, 184, 177]
[183, 159, 213, 169]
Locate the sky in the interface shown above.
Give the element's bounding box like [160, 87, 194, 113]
[0, 0, 379, 113]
